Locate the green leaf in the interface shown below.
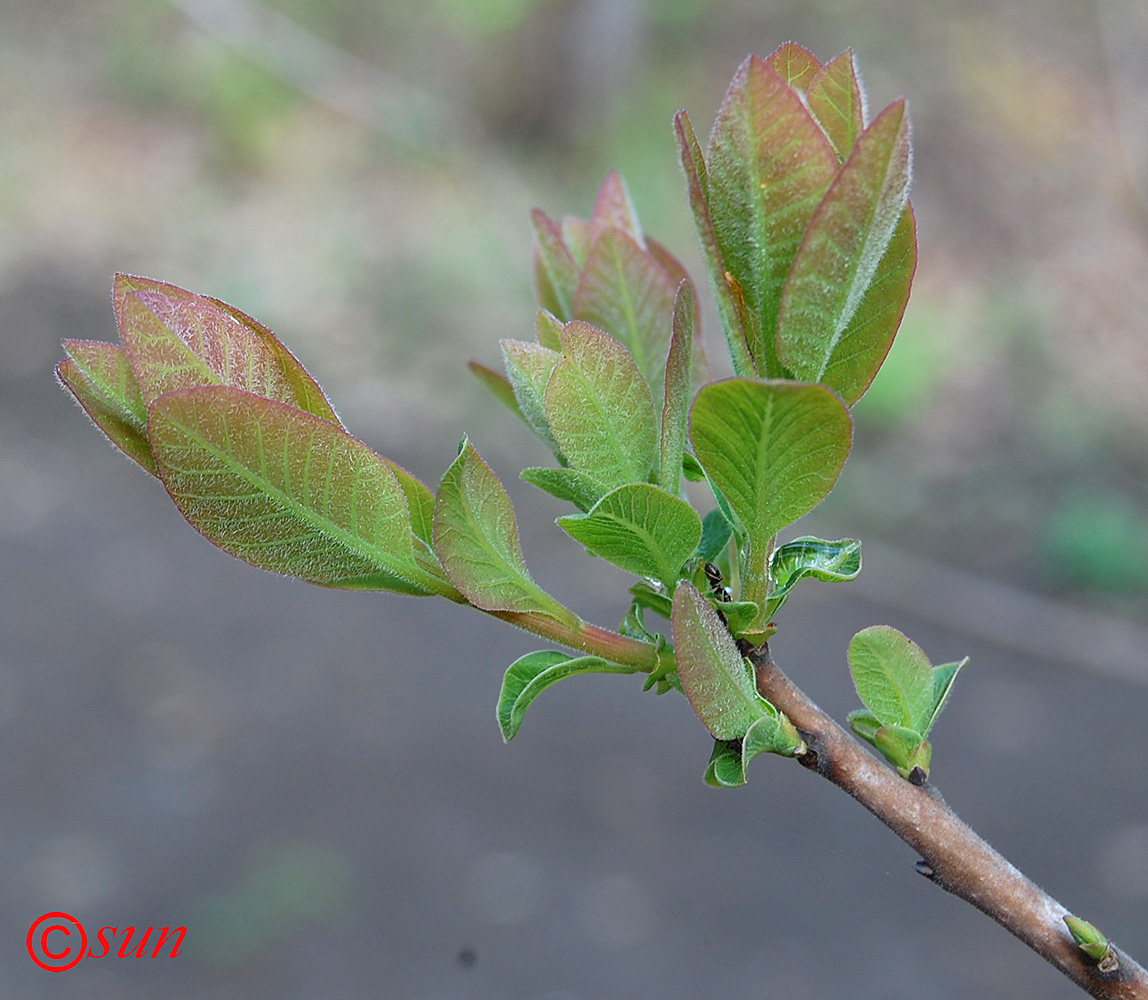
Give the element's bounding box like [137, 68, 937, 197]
[146, 386, 450, 595]
[820, 206, 917, 406]
[767, 41, 821, 93]
[847, 708, 881, 744]
[705, 55, 839, 376]
[498, 650, 637, 741]
[573, 229, 678, 395]
[561, 215, 592, 269]
[690, 379, 852, 623]
[1064, 917, 1112, 963]
[468, 361, 524, 421]
[711, 599, 759, 635]
[922, 657, 968, 738]
[544, 321, 658, 489]
[558, 483, 702, 589]
[674, 110, 755, 378]
[499, 339, 564, 454]
[520, 466, 608, 512]
[847, 625, 933, 732]
[659, 281, 695, 494]
[777, 101, 913, 385]
[705, 739, 747, 787]
[696, 507, 733, 564]
[767, 535, 861, 616]
[806, 50, 867, 162]
[873, 724, 930, 778]
[57, 341, 156, 475]
[629, 581, 673, 619]
[681, 452, 707, 482]
[113, 275, 340, 422]
[531, 209, 579, 320]
[433, 438, 577, 621]
[535, 309, 564, 350]
[672, 581, 772, 740]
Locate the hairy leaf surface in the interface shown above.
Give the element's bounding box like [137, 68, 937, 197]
[848, 625, 933, 732]
[806, 50, 867, 161]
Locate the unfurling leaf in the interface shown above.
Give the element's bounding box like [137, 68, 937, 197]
[806, 50, 867, 162]
[558, 482, 702, 590]
[923, 657, 968, 738]
[499, 339, 564, 455]
[147, 386, 452, 596]
[498, 650, 638, 741]
[659, 281, 695, 495]
[520, 466, 608, 512]
[873, 723, 931, 779]
[433, 438, 576, 622]
[705, 711, 805, 787]
[767, 536, 861, 616]
[690, 378, 852, 626]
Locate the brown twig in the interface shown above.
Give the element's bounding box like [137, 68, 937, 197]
[750, 644, 1148, 999]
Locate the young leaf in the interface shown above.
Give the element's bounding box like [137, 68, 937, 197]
[588, 170, 644, 246]
[672, 581, 773, 740]
[558, 483, 702, 590]
[766, 536, 861, 615]
[674, 110, 755, 378]
[922, 657, 968, 738]
[690, 379, 852, 621]
[535, 309, 564, 350]
[500, 339, 564, 454]
[777, 101, 913, 385]
[572, 227, 678, 393]
[820, 205, 917, 406]
[433, 438, 577, 622]
[544, 321, 658, 489]
[696, 507, 734, 564]
[659, 281, 695, 494]
[847, 708, 881, 744]
[742, 710, 804, 764]
[57, 341, 156, 475]
[561, 216, 592, 269]
[113, 275, 340, 422]
[498, 650, 637, 742]
[520, 466, 608, 512]
[806, 50, 867, 162]
[146, 386, 449, 595]
[531, 209, 579, 320]
[873, 724, 931, 779]
[767, 41, 821, 93]
[705, 55, 839, 375]
[629, 581, 673, 620]
[848, 625, 934, 733]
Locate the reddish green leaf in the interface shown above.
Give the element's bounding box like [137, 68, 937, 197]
[588, 170, 643, 246]
[433, 438, 577, 622]
[561, 216, 592, 269]
[674, 109, 755, 377]
[705, 56, 839, 376]
[767, 41, 821, 93]
[673, 581, 771, 740]
[113, 275, 340, 422]
[147, 386, 452, 595]
[807, 50, 867, 162]
[777, 101, 913, 385]
[572, 227, 678, 392]
[544, 321, 658, 489]
[530, 209, 579, 320]
[659, 281, 695, 494]
[821, 205, 917, 405]
[57, 340, 156, 475]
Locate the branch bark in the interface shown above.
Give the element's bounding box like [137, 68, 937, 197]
[749, 644, 1148, 999]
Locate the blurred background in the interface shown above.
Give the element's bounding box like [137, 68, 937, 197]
[2, 0, 1148, 996]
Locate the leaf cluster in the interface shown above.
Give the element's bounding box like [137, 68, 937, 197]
[59, 43, 965, 788]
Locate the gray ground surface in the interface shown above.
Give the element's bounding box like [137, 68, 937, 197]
[2, 277, 1146, 998]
